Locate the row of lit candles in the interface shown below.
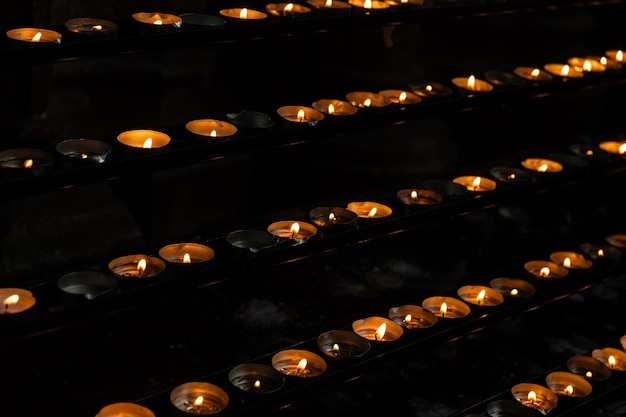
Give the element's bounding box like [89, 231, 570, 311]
[80, 232, 626, 416]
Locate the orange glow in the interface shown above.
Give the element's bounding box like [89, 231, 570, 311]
[476, 289, 486, 305]
[399, 91, 407, 103]
[564, 385, 574, 396]
[153, 19, 163, 25]
[375, 322, 386, 340]
[183, 253, 192, 264]
[240, 8, 248, 18]
[297, 109, 305, 122]
[539, 267, 551, 277]
[4, 294, 19, 308]
[290, 222, 300, 238]
[328, 103, 335, 114]
[619, 143, 626, 154]
[560, 65, 570, 76]
[142, 138, 153, 149]
[608, 355, 616, 368]
[617, 50, 624, 62]
[440, 302, 447, 318]
[325, 0, 333, 6]
[364, 0, 372, 8]
[23, 159, 33, 168]
[467, 75, 476, 90]
[32, 32, 42, 42]
[137, 258, 147, 274]
[284, 3, 294, 12]
[367, 207, 377, 218]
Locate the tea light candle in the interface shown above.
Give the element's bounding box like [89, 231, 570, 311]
[57, 271, 117, 301]
[543, 63, 584, 78]
[266, 2, 312, 17]
[348, 0, 390, 9]
[170, 382, 229, 415]
[592, 347, 626, 371]
[511, 383, 558, 412]
[219, 8, 268, 20]
[524, 260, 569, 279]
[385, 0, 424, 6]
[409, 81, 454, 98]
[311, 99, 357, 116]
[317, 329, 371, 359]
[569, 144, 610, 159]
[108, 255, 166, 279]
[388, 305, 437, 329]
[346, 201, 392, 219]
[0, 288, 36, 315]
[272, 349, 327, 377]
[0, 148, 54, 175]
[267, 220, 318, 243]
[228, 363, 285, 394]
[521, 158, 563, 173]
[158, 243, 215, 266]
[489, 277, 536, 298]
[452, 175, 497, 192]
[587, 55, 621, 70]
[65, 18, 118, 35]
[396, 189, 442, 206]
[451, 74, 494, 92]
[598, 140, 626, 155]
[226, 229, 278, 253]
[379, 89, 422, 105]
[545, 371, 592, 398]
[345, 91, 392, 108]
[277, 105, 324, 125]
[352, 316, 403, 341]
[96, 403, 156, 417]
[6, 28, 62, 43]
[566, 355, 612, 381]
[117, 129, 171, 150]
[55, 139, 112, 165]
[306, 0, 351, 12]
[567, 57, 606, 73]
[513, 66, 553, 82]
[605, 49, 624, 65]
[132, 12, 182, 27]
[186, 119, 237, 138]
[549, 251, 592, 269]
[457, 285, 504, 307]
[579, 242, 622, 260]
[308, 207, 358, 229]
[422, 296, 471, 319]
[605, 233, 626, 248]
[488, 166, 533, 183]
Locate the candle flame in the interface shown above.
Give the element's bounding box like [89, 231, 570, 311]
[404, 314, 412, 323]
[364, 0, 372, 8]
[240, 8, 248, 18]
[410, 190, 418, 202]
[32, 31, 42, 42]
[598, 249, 605, 257]
[325, 0, 333, 6]
[23, 159, 34, 168]
[510, 288, 519, 296]
[137, 258, 147, 274]
[617, 50, 624, 62]
[363, 98, 371, 107]
[4, 294, 19, 306]
[153, 19, 163, 25]
[143, 138, 153, 149]
[586, 370, 593, 378]
[332, 343, 340, 352]
[210, 130, 217, 137]
[425, 84, 433, 92]
[586, 149, 594, 156]
[508, 173, 516, 180]
[284, 3, 294, 12]
[399, 91, 407, 102]
[528, 390, 537, 403]
[290, 222, 300, 238]
[560, 64, 570, 76]
[375, 322, 386, 340]
[563, 257, 571, 268]
[194, 396, 204, 407]
[583, 60, 592, 72]
[328, 212, 336, 223]
[471, 176, 481, 190]
[608, 355, 616, 368]
[531, 68, 540, 78]
[81, 153, 88, 159]
[297, 109, 305, 122]
[538, 163, 549, 172]
[297, 358, 308, 371]
[328, 103, 335, 114]
[564, 385, 574, 396]
[440, 302, 447, 317]
[367, 207, 377, 218]
[476, 289, 486, 305]
[467, 75, 476, 90]
[254, 380, 261, 389]
[539, 266, 551, 277]
[183, 253, 192, 264]
[619, 143, 626, 154]
[92, 25, 103, 31]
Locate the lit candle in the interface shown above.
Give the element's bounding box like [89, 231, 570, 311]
[451, 74, 494, 92]
[0, 148, 54, 175]
[348, 0, 390, 9]
[228, 363, 285, 394]
[388, 305, 438, 329]
[309, 207, 358, 229]
[422, 296, 470, 319]
[272, 349, 327, 377]
[524, 260, 569, 279]
[457, 285, 504, 307]
[379, 89, 422, 105]
[579, 242, 622, 260]
[352, 316, 403, 341]
[396, 188, 442, 206]
[96, 402, 156, 417]
[170, 382, 229, 414]
[521, 157, 563, 173]
[511, 383, 558, 412]
[549, 251, 592, 269]
[592, 347, 626, 371]
[132, 12, 182, 27]
[6, 28, 62, 43]
[409, 81, 454, 98]
[312, 99, 357, 116]
[543, 63, 584, 78]
[598, 140, 626, 155]
[0, 288, 36, 315]
[306, 0, 352, 11]
[219, 7, 268, 20]
[452, 175, 497, 192]
[317, 329, 371, 359]
[267, 220, 318, 243]
[345, 91, 392, 108]
[545, 371, 592, 398]
[346, 201, 392, 219]
[489, 278, 536, 298]
[266, 2, 312, 17]
[65, 18, 118, 35]
[513, 66, 553, 82]
[108, 255, 166, 280]
[488, 166, 534, 183]
[566, 355, 612, 381]
[567, 57, 606, 73]
[277, 105, 324, 125]
[158, 243, 215, 268]
[117, 129, 171, 151]
[186, 119, 237, 138]
[55, 139, 112, 165]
